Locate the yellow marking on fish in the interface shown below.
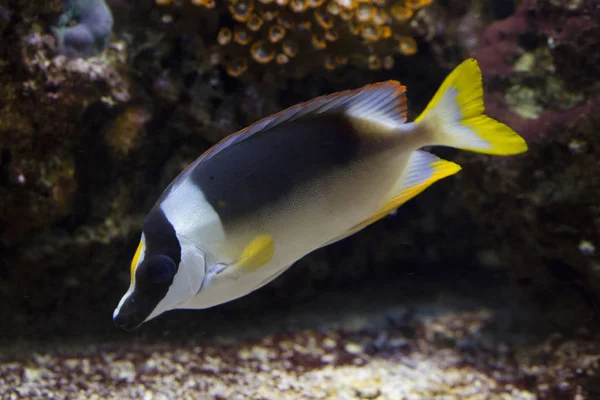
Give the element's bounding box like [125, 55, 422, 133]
[235, 234, 275, 272]
[415, 58, 527, 155]
[130, 241, 143, 284]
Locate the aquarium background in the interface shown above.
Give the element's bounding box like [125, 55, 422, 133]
[0, 0, 599, 398]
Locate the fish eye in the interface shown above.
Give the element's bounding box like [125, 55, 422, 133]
[146, 255, 176, 285]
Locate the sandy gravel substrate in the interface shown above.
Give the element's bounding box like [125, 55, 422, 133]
[1, 284, 598, 399]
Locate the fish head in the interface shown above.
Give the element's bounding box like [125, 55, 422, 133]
[112, 208, 207, 331]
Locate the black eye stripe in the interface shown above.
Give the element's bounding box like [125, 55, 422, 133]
[143, 207, 182, 266]
[122, 207, 182, 327]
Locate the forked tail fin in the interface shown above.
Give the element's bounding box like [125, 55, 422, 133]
[415, 58, 528, 155]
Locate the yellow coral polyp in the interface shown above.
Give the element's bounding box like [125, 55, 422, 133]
[247, 14, 264, 31]
[348, 20, 361, 35]
[276, 53, 289, 64]
[268, 25, 286, 43]
[381, 26, 391, 39]
[227, 58, 248, 76]
[234, 26, 252, 45]
[391, 4, 413, 22]
[307, 0, 325, 7]
[251, 41, 276, 63]
[282, 40, 299, 57]
[290, 0, 309, 13]
[405, 0, 432, 9]
[324, 54, 336, 70]
[383, 54, 394, 69]
[191, 0, 214, 7]
[356, 4, 374, 22]
[335, 55, 348, 66]
[397, 36, 417, 55]
[263, 10, 279, 21]
[361, 24, 380, 41]
[229, 0, 255, 22]
[325, 29, 338, 42]
[314, 9, 333, 29]
[326, 2, 340, 15]
[218, 27, 233, 46]
[373, 9, 389, 25]
[368, 54, 382, 70]
[311, 33, 326, 50]
[297, 20, 312, 32]
[277, 15, 293, 29]
[339, 8, 353, 21]
[337, 0, 358, 10]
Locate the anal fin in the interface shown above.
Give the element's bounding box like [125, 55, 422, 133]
[371, 150, 462, 221]
[320, 150, 461, 248]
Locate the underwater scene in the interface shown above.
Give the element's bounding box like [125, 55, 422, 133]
[1, 0, 599, 398]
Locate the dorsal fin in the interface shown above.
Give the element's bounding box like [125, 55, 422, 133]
[195, 81, 408, 165]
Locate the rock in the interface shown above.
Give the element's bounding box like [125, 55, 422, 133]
[461, 0, 600, 331]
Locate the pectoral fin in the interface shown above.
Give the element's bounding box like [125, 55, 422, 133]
[234, 234, 275, 272]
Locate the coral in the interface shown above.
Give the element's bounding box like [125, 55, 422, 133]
[53, 0, 114, 59]
[104, 105, 152, 157]
[0, 20, 130, 246]
[158, 0, 434, 78]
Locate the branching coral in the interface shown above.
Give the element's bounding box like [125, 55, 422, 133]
[159, 0, 433, 77]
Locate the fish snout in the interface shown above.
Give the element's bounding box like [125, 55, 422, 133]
[113, 296, 146, 331]
[113, 308, 144, 331]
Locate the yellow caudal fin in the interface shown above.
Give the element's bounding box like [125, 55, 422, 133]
[415, 58, 528, 155]
[234, 234, 275, 272]
[320, 151, 460, 248]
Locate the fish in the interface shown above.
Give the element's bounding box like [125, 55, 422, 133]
[113, 58, 527, 331]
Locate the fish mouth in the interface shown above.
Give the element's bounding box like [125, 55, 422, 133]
[113, 313, 143, 331]
[112, 291, 155, 331]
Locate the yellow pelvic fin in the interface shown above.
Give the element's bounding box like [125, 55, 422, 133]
[322, 151, 460, 248]
[415, 58, 528, 156]
[234, 234, 275, 272]
[130, 241, 144, 285]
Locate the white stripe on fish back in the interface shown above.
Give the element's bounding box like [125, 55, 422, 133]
[159, 176, 227, 257]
